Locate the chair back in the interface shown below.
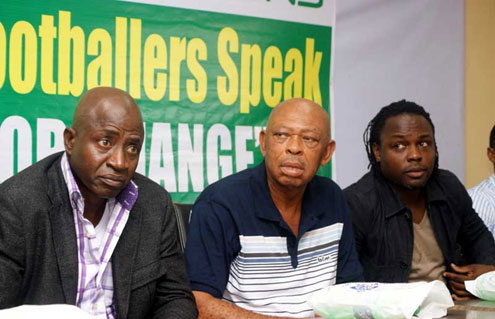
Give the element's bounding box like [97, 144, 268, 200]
[172, 203, 193, 251]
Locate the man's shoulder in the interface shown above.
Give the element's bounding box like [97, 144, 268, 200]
[0, 152, 63, 195]
[131, 173, 171, 203]
[432, 168, 461, 182]
[468, 175, 495, 207]
[196, 165, 255, 202]
[132, 173, 166, 191]
[429, 168, 465, 194]
[343, 171, 376, 199]
[311, 173, 341, 190]
[309, 174, 346, 203]
[468, 175, 494, 196]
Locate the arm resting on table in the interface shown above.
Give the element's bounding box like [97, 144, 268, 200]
[193, 291, 317, 319]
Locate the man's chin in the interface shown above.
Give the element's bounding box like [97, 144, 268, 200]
[93, 186, 123, 199]
[404, 179, 428, 190]
[277, 176, 308, 189]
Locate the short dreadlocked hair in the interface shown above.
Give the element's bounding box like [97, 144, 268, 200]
[490, 125, 495, 149]
[363, 99, 439, 171]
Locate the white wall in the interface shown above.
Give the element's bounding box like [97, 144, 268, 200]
[334, 1, 465, 188]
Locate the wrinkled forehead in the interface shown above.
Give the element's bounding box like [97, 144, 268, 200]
[79, 96, 143, 135]
[268, 102, 329, 134]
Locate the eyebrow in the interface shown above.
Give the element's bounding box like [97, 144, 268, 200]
[127, 136, 143, 144]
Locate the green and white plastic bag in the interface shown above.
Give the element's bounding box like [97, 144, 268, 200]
[307, 281, 453, 319]
[465, 270, 495, 301]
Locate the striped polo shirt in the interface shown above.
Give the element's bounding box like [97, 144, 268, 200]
[61, 153, 138, 318]
[468, 174, 495, 237]
[185, 162, 362, 317]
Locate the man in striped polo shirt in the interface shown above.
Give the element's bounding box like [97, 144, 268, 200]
[185, 98, 363, 318]
[468, 125, 495, 237]
[0, 87, 197, 318]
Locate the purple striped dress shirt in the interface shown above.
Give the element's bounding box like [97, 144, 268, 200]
[61, 153, 138, 319]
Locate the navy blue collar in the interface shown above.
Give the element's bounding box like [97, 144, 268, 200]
[249, 161, 325, 236]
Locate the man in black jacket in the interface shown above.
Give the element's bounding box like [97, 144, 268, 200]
[344, 100, 495, 300]
[0, 87, 197, 318]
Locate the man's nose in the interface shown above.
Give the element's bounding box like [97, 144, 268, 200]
[107, 148, 127, 171]
[407, 145, 422, 161]
[286, 135, 303, 155]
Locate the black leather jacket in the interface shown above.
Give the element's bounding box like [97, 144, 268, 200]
[344, 169, 495, 282]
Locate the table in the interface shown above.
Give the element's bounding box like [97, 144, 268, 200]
[307, 300, 495, 318]
[446, 299, 495, 318]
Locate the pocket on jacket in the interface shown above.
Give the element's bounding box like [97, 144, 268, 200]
[131, 259, 166, 290]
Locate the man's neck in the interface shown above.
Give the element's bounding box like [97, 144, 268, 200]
[82, 192, 107, 226]
[395, 186, 426, 224]
[267, 179, 305, 237]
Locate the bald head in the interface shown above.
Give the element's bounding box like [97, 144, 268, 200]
[72, 87, 143, 135]
[266, 98, 330, 142]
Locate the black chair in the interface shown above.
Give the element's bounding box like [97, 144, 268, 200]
[172, 203, 193, 251]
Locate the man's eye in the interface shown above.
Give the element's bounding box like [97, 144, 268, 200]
[273, 132, 288, 139]
[393, 143, 405, 150]
[100, 139, 110, 147]
[419, 141, 429, 148]
[303, 136, 318, 147]
[128, 145, 138, 153]
[303, 136, 317, 142]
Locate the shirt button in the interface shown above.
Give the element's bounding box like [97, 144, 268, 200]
[92, 304, 98, 311]
[400, 262, 408, 269]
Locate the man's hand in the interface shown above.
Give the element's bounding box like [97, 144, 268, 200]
[443, 263, 495, 300]
[193, 291, 318, 319]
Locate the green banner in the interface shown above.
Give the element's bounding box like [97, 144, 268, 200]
[0, 0, 332, 203]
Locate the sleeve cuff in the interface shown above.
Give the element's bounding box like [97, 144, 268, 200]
[190, 281, 223, 299]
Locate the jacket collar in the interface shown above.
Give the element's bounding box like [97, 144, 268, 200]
[372, 169, 447, 219]
[46, 153, 79, 305]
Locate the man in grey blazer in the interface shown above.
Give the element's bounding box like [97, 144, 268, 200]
[0, 87, 197, 318]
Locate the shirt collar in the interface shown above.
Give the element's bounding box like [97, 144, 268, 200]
[489, 173, 495, 186]
[373, 169, 447, 219]
[250, 161, 325, 224]
[60, 152, 138, 212]
[61, 152, 84, 213]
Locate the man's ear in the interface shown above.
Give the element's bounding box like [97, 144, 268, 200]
[372, 143, 381, 163]
[64, 127, 76, 155]
[259, 130, 266, 157]
[487, 147, 495, 165]
[320, 140, 336, 166]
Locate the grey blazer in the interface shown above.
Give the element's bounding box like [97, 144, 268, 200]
[0, 152, 197, 318]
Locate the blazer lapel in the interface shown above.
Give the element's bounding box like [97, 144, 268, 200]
[47, 157, 79, 305]
[112, 207, 142, 319]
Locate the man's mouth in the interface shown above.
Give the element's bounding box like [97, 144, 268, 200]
[100, 175, 126, 188]
[280, 162, 304, 177]
[404, 167, 427, 179]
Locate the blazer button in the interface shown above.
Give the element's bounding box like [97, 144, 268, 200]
[400, 262, 408, 269]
